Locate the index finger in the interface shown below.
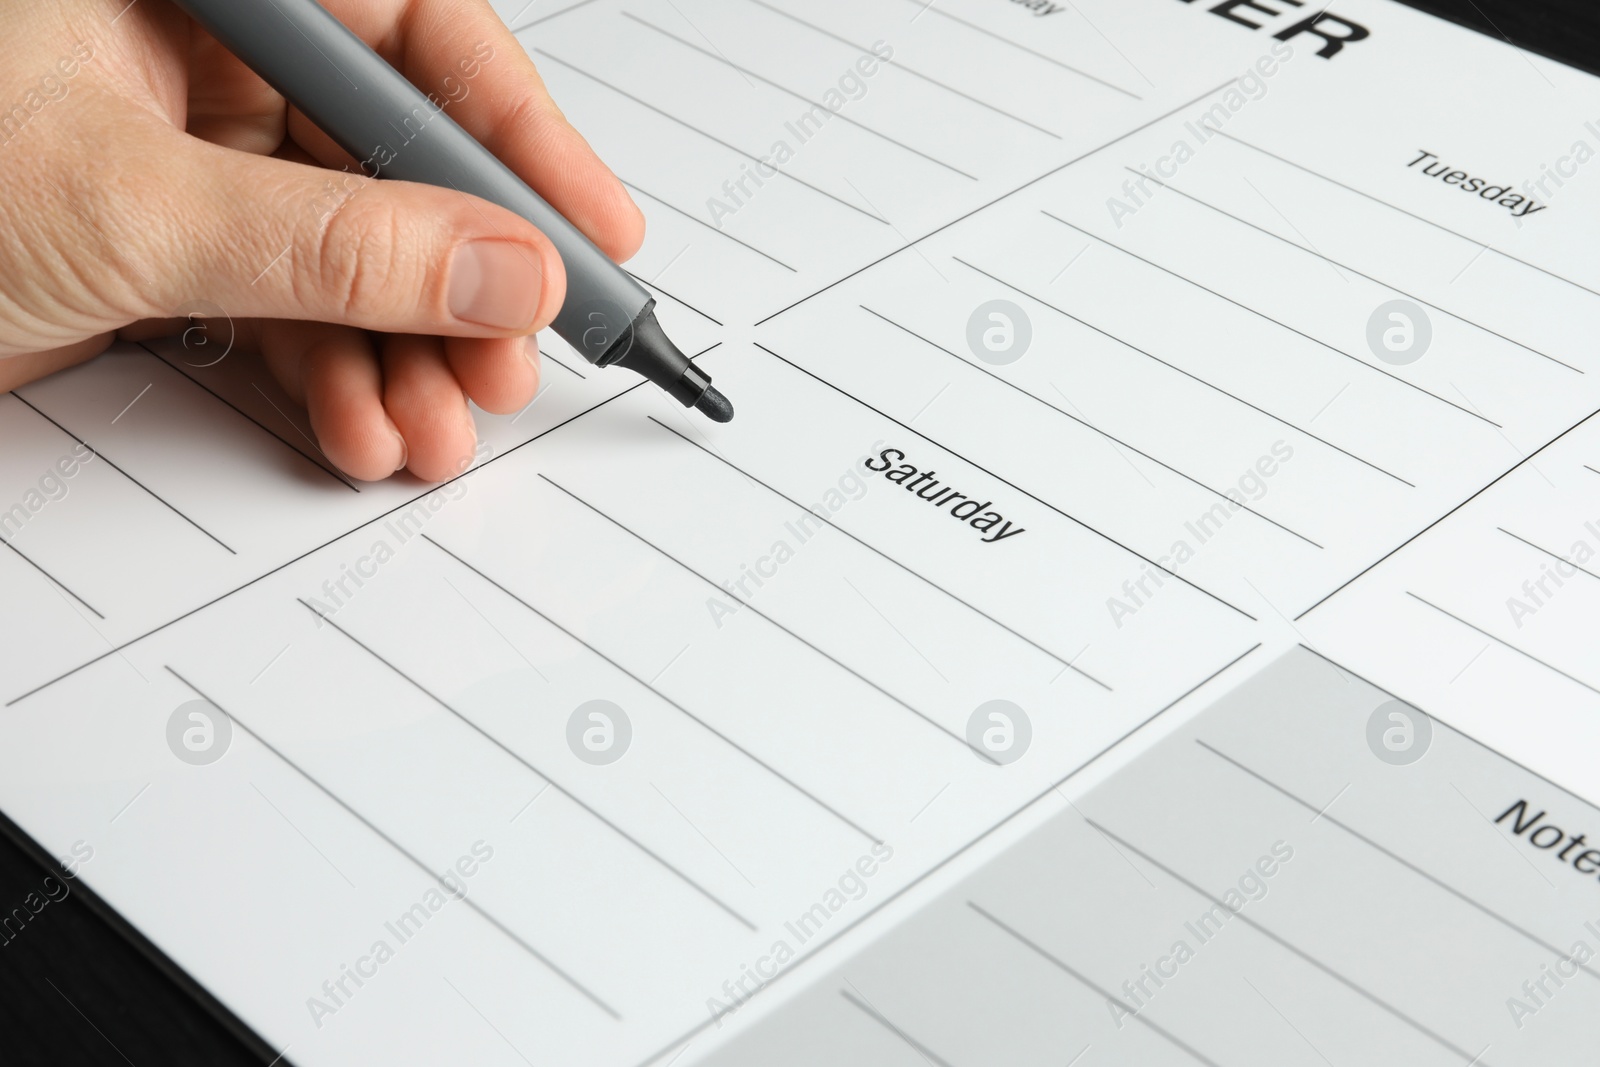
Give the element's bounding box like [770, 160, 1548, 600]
[301, 0, 646, 264]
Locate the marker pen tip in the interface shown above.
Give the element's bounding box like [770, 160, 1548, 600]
[695, 386, 735, 423]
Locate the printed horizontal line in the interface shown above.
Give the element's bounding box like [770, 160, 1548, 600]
[540, 350, 588, 379]
[420, 531, 883, 844]
[506, 0, 602, 35]
[1038, 210, 1436, 479]
[1498, 527, 1600, 584]
[299, 599, 760, 931]
[1212, 130, 1600, 302]
[3, 372, 668, 707]
[1406, 591, 1600, 696]
[1087, 818, 1488, 1064]
[1195, 737, 1600, 985]
[534, 49, 889, 228]
[621, 179, 798, 273]
[623, 11, 979, 181]
[537, 473, 991, 758]
[1, 539, 105, 620]
[745, 0, 1061, 138]
[904, 0, 1142, 100]
[750, 75, 1239, 329]
[839, 989, 959, 1067]
[750, 341, 1259, 623]
[13, 391, 237, 554]
[143, 345, 360, 492]
[645, 414, 1113, 690]
[164, 665, 623, 1020]
[945, 261, 1325, 549]
[968, 900, 1222, 1066]
[626, 643, 1263, 1067]
[1130, 169, 1582, 376]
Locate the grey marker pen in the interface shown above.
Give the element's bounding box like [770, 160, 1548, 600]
[168, 0, 733, 422]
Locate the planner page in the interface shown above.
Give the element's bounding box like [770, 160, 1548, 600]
[0, 0, 1597, 1063]
[688, 647, 1600, 1067]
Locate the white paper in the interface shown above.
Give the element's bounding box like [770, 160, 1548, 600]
[1, 0, 1597, 1063]
[689, 648, 1600, 1066]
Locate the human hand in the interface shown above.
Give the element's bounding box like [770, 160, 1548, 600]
[0, 0, 644, 480]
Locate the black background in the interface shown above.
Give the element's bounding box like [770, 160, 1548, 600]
[1404, 0, 1599, 72]
[1, 2, 1594, 1064]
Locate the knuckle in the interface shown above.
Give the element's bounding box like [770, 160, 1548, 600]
[305, 196, 408, 321]
[502, 91, 566, 153]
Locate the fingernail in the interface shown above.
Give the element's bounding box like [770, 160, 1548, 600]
[524, 336, 541, 370]
[449, 241, 544, 330]
[390, 427, 408, 473]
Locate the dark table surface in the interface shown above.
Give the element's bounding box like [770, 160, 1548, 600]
[1407, 0, 1598, 71]
[2, 2, 1595, 1064]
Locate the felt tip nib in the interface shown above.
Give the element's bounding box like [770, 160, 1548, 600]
[696, 387, 734, 423]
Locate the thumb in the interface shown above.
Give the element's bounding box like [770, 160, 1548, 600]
[148, 134, 567, 337]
